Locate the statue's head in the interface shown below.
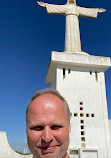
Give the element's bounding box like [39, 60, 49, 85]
[67, 0, 76, 5]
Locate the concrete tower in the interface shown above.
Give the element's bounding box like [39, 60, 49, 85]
[45, 52, 111, 158]
[38, 0, 111, 158]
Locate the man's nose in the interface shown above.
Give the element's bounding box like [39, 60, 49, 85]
[41, 126, 53, 143]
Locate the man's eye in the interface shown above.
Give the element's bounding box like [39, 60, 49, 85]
[51, 126, 62, 130]
[31, 126, 44, 131]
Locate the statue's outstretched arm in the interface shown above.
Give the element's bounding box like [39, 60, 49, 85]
[37, 1, 66, 14]
[98, 8, 106, 13]
[77, 6, 106, 18]
[37, 1, 46, 7]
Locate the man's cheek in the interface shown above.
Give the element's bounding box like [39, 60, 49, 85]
[54, 130, 67, 142]
[28, 131, 40, 143]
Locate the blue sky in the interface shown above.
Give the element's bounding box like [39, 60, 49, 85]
[0, 0, 111, 153]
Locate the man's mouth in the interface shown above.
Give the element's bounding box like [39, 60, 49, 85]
[42, 146, 55, 150]
[39, 145, 56, 153]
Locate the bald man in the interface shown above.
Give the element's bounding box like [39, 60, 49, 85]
[26, 89, 71, 158]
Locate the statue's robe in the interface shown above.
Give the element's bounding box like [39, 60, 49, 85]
[45, 3, 99, 52]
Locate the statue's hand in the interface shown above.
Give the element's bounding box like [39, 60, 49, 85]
[98, 8, 106, 13]
[37, 1, 46, 7]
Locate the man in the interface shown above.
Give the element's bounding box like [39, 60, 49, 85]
[26, 89, 71, 158]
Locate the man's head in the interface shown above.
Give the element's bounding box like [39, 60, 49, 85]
[26, 89, 71, 158]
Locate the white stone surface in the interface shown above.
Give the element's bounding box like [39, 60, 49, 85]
[0, 131, 32, 158]
[46, 51, 111, 84]
[79, 149, 98, 158]
[46, 51, 111, 158]
[109, 120, 111, 139]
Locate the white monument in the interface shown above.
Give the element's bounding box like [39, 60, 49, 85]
[38, 0, 111, 158]
[0, 131, 32, 158]
[37, 0, 105, 53]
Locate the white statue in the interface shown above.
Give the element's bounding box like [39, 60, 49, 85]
[37, 0, 105, 53]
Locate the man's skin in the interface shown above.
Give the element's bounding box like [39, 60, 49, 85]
[26, 93, 71, 158]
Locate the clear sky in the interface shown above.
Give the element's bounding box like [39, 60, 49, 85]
[0, 0, 111, 153]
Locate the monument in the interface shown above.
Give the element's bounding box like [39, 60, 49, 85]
[38, 0, 111, 158]
[38, 0, 105, 53]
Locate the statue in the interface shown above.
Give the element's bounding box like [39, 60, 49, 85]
[37, 0, 105, 53]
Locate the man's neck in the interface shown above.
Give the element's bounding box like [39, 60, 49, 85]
[64, 152, 69, 158]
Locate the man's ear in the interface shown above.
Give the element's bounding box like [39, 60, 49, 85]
[26, 128, 28, 135]
[68, 124, 71, 133]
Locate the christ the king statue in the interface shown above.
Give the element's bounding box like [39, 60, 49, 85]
[37, 0, 105, 53]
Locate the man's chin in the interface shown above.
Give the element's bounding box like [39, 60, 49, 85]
[33, 145, 63, 158]
[43, 153, 56, 157]
[35, 150, 59, 158]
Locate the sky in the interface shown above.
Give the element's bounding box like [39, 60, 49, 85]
[0, 0, 111, 153]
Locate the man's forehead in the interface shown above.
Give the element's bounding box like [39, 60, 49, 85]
[29, 93, 66, 113]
